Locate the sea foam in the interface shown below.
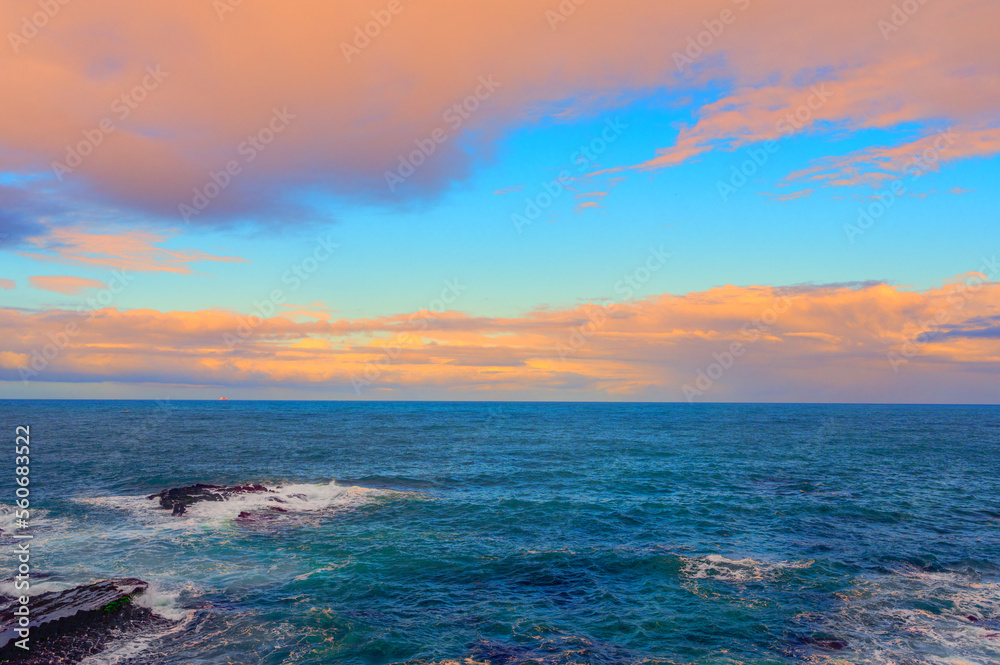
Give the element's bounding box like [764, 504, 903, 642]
[679, 553, 815, 583]
[77, 480, 384, 528]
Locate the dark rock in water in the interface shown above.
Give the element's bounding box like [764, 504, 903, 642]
[468, 636, 645, 665]
[468, 639, 526, 664]
[793, 634, 848, 651]
[967, 615, 1000, 630]
[147, 483, 272, 516]
[0, 578, 174, 663]
[235, 506, 290, 522]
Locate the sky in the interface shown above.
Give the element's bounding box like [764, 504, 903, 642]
[0, 0, 998, 402]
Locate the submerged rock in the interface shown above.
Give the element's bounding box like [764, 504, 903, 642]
[789, 634, 849, 652]
[146, 483, 272, 515]
[468, 636, 645, 665]
[0, 578, 173, 663]
[235, 506, 289, 522]
[804, 637, 848, 650]
[967, 615, 1000, 631]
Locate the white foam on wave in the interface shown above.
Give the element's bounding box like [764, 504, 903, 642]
[77, 480, 386, 530]
[0, 502, 54, 535]
[796, 564, 1000, 665]
[0, 504, 18, 534]
[0, 578, 195, 617]
[0, 578, 75, 598]
[293, 561, 352, 582]
[133, 582, 192, 621]
[77, 610, 197, 665]
[680, 553, 815, 583]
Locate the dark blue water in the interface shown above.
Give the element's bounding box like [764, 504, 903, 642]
[2, 401, 999, 664]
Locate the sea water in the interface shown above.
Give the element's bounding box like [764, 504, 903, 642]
[1, 401, 998, 664]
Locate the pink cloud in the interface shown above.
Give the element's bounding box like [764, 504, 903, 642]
[20, 225, 247, 274]
[784, 127, 1000, 188]
[613, 83, 841, 173]
[0, 279, 14, 290]
[0, 0, 996, 217]
[762, 189, 814, 202]
[493, 186, 523, 195]
[29, 275, 106, 295]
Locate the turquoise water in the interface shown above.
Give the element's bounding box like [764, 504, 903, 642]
[2, 401, 999, 664]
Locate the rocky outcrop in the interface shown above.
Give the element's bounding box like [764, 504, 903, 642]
[146, 483, 272, 516]
[0, 578, 173, 663]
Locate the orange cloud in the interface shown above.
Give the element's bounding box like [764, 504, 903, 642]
[29, 275, 106, 295]
[274, 302, 335, 322]
[0, 279, 14, 290]
[611, 60, 999, 178]
[610, 83, 841, 174]
[784, 127, 1000, 188]
[0, 351, 30, 369]
[493, 186, 523, 195]
[2, 276, 999, 402]
[0, 0, 997, 218]
[20, 225, 247, 274]
[573, 190, 609, 213]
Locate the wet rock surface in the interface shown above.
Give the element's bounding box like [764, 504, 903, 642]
[146, 483, 272, 515]
[0, 578, 173, 663]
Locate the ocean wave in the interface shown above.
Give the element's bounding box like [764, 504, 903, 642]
[132, 582, 193, 622]
[292, 562, 353, 582]
[337, 475, 445, 490]
[0, 577, 75, 598]
[77, 610, 197, 665]
[679, 554, 815, 583]
[0, 502, 54, 536]
[787, 564, 1000, 664]
[76, 480, 388, 528]
[0, 577, 194, 621]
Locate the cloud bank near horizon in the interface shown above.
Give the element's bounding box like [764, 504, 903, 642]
[3, 274, 999, 402]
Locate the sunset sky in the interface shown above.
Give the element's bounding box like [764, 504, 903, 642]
[1, 0, 998, 401]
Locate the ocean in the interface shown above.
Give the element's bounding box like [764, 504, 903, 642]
[2, 401, 999, 664]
